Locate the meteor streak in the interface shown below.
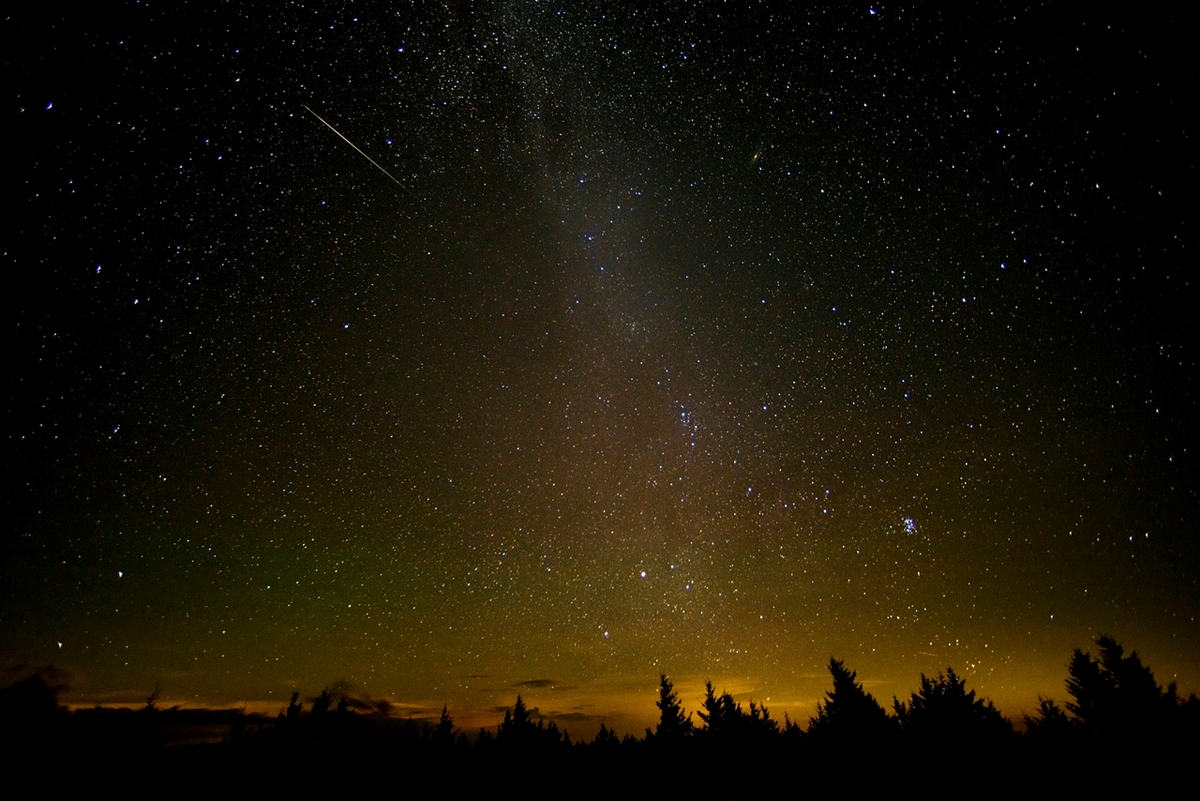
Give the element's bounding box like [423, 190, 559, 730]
[303, 104, 415, 197]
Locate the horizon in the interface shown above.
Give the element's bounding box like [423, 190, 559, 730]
[28, 633, 1197, 741]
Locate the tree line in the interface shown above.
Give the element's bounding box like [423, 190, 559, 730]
[2, 635, 1197, 786]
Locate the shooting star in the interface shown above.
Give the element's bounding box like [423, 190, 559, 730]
[303, 104, 416, 198]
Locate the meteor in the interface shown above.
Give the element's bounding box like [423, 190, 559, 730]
[303, 104, 415, 198]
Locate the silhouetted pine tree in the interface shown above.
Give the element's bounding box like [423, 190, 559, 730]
[432, 704, 455, 746]
[496, 695, 570, 751]
[781, 712, 805, 743]
[476, 727, 495, 750]
[593, 722, 621, 750]
[696, 681, 731, 738]
[745, 700, 780, 740]
[1023, 696, 1074, 743]
[0, 667, 68, 757]
[696, 681, 778, 744]
[285, 692, 302, 723]
[894, 668, 1012, 745]
[497, 695, 534, 746]
[313, 689, 333, 717]
[807, 657, 894, 745]
[1066, 635, 1178, 739]
[649, 674, 693, 743]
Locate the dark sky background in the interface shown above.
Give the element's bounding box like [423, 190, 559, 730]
[5, 2, 1196, 736]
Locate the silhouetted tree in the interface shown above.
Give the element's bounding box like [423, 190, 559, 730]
[0, 667, 67, 721]
[745, 700, 780, 739]
[0, 666, 68, 756]
[808, 657, 894, 745]
[649, 674, 693, 742]
[476, 727, 495, 749]
[134, 682, 178, 752]
[696, 681, 730, 737]
[286, 692, 302, 723]
[546, 720, 569, 747]
[498, 695, 568, 750]
[593, 722, 621, 750]
[894, 668, 1012, 745]
[311, 689, 333, 718]
[781, 713, 805, 743]
[696, 681, 778, 744]
[433, 704, 455, 746]
[1065, 634, 1177, 739]
[498, 695, 531, 740]
[1023, 696, 1074, 742]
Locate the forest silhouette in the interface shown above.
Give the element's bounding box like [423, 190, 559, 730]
[3, 636, 1196, 789]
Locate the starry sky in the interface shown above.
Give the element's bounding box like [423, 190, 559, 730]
[6, 2, 1197, 736]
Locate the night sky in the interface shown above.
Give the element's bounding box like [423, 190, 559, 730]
[6, 3, 1197, 736]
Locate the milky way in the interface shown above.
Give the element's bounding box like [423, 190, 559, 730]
[5, 3, 1196, 735]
